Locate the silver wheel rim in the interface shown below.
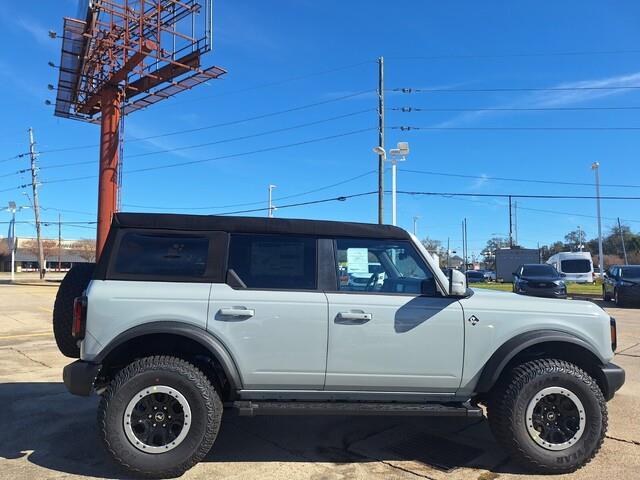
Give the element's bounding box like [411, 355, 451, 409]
[525, 386, 586, 451]
[124, 385, 192, 454]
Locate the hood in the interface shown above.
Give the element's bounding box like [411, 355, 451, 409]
[466, 287, 603, 317]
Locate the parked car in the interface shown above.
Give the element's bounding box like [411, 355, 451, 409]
[513, 264, 567, 299]
[56, 213, 623, 477]
[465, 270, 486, 283]
[603, 265, 640, 307]
[483, 270, 496, 282]
[546, 251, 594, 283]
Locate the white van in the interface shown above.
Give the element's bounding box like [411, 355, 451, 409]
[546, 251, 594, 283]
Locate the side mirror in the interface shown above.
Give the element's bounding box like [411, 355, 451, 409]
[449, 269, 467, 296]
[560, 273, 567, 278]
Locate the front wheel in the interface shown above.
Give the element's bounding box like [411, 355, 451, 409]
[98, 356, 222, 478]
[602, 286, 610, 302]
[488, 359, 606, 474]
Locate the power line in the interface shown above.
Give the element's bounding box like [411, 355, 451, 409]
[124, 170, 377, 211]
[391, 106, 640, 112]
[32, 109, 374, 172]
[397, 190, 640, 200]
[23, 128, 375, 188]
[216, 191, 377, 216]
[392, 85, 640, 93]
[150, 60, 375, 108]
[400, 168, 640, 189]
[386, 49, 640, 61]
[35, 89, 376, 156]
[393, 126, 640, 131]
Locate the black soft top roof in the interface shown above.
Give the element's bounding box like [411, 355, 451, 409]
[112, 213, 411, 240]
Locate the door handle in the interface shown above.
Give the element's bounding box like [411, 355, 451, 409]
[219, 307, 255, 317]
[336, 311, 372, 324]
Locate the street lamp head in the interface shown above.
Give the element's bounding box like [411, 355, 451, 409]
[372, 146, 386, 157]
[591, 162, 600, 170]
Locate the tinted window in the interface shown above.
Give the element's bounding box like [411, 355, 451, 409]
[466, 271, 484, 279]
[114, 232, 209, 277]
[228, 234, 317, 290]
[621, 266, 640, 278]
[521, 265, 557, 276]
[560, 259, 591, 273]
[335, 238, 434, 295]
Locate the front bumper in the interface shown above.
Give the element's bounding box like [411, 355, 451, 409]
[600, 362, 625, 401]
[62, 360, 101, 396]
[516, 285, 567, 298]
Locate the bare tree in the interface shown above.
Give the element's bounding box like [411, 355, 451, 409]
[71, 239, 97, 263]
[22, 239, 58, 262]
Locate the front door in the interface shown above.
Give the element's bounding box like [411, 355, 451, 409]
[208, 233, 328, 390]
[325, 237, 464, 393]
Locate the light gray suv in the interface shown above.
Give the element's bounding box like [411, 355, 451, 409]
[55, 213, 624, 478]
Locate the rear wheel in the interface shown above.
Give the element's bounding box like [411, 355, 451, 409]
[488, 359, 606, 474]
[98, 356, 222, 478]
[53, 263, 95, 357]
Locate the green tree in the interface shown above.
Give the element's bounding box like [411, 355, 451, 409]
[564, 229, 586, 252]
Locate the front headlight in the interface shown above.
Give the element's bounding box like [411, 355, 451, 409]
[556, 280, 566, 287]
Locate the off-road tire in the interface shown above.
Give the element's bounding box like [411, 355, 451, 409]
[602, 286, 611, 302]
[487, 359, 607, 474]
[98, 356, 222, 478]
[52, 263, 95, 357]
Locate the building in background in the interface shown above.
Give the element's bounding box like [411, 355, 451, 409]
[0, 237, 95, 272]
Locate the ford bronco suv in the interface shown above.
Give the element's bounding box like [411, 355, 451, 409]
[55, 213, 624, 478]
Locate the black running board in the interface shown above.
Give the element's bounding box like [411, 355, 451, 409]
[232, 400, 483, 417]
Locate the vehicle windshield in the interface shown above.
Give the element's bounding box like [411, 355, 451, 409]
[621, 266, 640, 279]
[560, 259, 591, 273]
[522, 265, 557, 277]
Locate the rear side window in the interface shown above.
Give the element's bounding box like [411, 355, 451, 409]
[228, 234, 317, 290]
[114, 232, 209, 277]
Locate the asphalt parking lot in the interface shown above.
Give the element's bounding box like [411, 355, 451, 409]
[1, 278, 639, 480]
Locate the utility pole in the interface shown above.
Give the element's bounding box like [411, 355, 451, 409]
[58, 213, 62, 272]
[592, 162, 604, 277]
[268, 184, 276, 218]
[446, 237, 450, 268]
[377, 56, 385, 224]
[617, 217, 628, 265]
[508, 195, 513, 248]
[464, 218, 468, 270]
[514, 201, 518, 246]
[577, 225, 584, 252]
[28, 128, 46, 279]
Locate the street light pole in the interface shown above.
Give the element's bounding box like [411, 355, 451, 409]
[268, 184, 276, 218]
[592, 162, 604, 277]
[413, 216, 419, 236]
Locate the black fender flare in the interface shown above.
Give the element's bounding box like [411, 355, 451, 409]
[475, 329, 606, 393]
[93, 321, 243, 393]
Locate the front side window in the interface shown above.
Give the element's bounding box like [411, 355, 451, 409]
[335, 238, 434, 294]
[560, 259, 591, 274]
[228, 234, 317, 290]
[114, 232, 209, 277]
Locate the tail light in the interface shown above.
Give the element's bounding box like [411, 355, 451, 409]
[610, 316, 617, 352]
[72, 296, 88, 340]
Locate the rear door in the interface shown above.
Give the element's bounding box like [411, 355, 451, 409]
[325, 237, 464, 393]
[208, 234, 328, 390]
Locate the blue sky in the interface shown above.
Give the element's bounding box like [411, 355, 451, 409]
[1, 0, 640, 258]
